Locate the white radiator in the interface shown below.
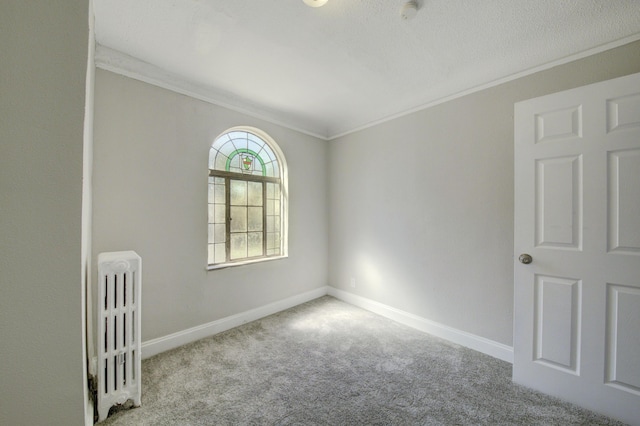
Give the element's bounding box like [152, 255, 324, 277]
[97, 251, 142, 422]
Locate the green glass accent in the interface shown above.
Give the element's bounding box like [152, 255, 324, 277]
[225, 149, 267, 176]
[241, 155, 252, 170]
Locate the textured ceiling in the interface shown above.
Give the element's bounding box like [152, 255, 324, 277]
[93, 0, 640, 139]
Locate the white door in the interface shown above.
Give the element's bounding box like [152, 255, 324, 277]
[514, 71, 640, 425]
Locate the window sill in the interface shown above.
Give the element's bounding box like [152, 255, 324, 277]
[207, 255, 288, 271]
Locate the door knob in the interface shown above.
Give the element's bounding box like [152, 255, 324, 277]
[519, 254, 533, 264]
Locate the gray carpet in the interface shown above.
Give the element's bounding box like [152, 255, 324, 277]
[100, 296, 623, 425]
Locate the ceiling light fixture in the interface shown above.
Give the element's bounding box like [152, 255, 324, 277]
[303, 0, 328, 7]
[400, 1, 419, 20]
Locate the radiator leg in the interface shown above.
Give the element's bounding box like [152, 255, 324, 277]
[98, 404, 110, 422]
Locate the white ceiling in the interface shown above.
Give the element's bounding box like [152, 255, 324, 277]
[93, 0, 640, 139]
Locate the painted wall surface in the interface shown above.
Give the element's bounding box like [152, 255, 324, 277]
[328, 40, 640, 346]
[0, 1, 88, 425]
[92, 69, 329, 342]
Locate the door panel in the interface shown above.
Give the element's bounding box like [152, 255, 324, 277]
[535, 155, 582, 249]
[535, 105, 582, 143]
[605, 283, 640, 394]
[533, 274, 581, 373]
[514, 72, 640, 426]
[607, 93, 640, 132]
[608, 149, 640, 253]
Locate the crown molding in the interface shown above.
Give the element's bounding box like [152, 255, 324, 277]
[94, 45, 330, 140]
[95, 34, 640, 142]
[329, 33, 640, 139]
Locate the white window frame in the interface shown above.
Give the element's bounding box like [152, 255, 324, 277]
[207, 126, 288, 270]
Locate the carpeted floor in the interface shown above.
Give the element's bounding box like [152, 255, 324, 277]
[100, 296, 624, 425]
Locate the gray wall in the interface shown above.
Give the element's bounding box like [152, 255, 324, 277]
[0, 1, 88, 425]
[92, 69, 329, 342]
[328, 40, 640, 346]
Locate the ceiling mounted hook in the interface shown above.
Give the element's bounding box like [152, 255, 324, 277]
[303, 0, 328, 7]
[400, 1, 419, 20]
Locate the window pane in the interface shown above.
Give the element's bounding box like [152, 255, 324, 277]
[261, 143, 275, 162]
[266, 199, 274, 215]
[218, 140, 236, 157]
[266, 215, 275, 233]
[214, 203, 226, 224]
[208, 224, 214, 243]
[208, 184, 215, 204]
[229, 156, 241, 173]
[247, 132, 264, 147]
[274, 201, 280, 215]
[263, 163, 273, 177]
[215, 183, 225, 204]
[251, 161, 263, 176]
[208, 244, 215, 264]
[266, 182, 275, 199]
[230, 234, 247, 260]
[230, 180, 247, 205]
[230, 206, 247, 232]
[247, 139, 262, 155]
[248, 182, 263, 206]
[228, 132, 248, 149]
[248, 207, 263, 231]
[266, 232, 282, 250]
[248, 232, 263, 257]
[208, 204, 215, 224]
[208, 151, 216, 170]
[214, 224, 226, 243]
[214, 243, 226, 264]
[214, 154, 228, 171]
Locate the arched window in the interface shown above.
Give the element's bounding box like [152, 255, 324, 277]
[208, 127, 287, 268]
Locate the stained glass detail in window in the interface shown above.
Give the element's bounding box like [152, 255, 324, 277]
[210, 131, 279, 178]
[208, 129, 285, 267]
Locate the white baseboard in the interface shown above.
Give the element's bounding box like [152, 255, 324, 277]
[141, 286, 329, 359]
[328, 288, 514, 363]
[141, 285, 513, 364]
